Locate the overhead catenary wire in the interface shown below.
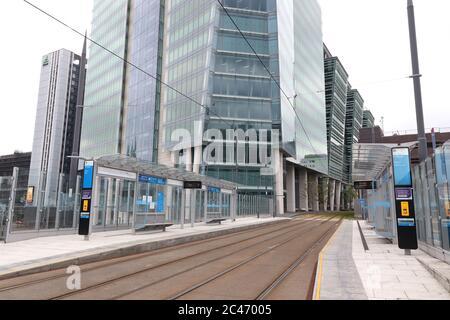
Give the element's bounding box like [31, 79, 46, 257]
[216, 0, 320, 155]
[22, 0, 237, 129]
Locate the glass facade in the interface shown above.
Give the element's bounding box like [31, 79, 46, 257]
[290, 0, 328, 175]
[158, 0, 328, 190]
[362, 110, 375, 128]
[125, 0, 165, 162]
[204, 0, 328, 189]
[82, 0, 328, 195]
[205, 0, 277, 190]
[344, 88, 364, 183]
[324, 57, 349, 181]
[162, 0, 214, 150]
[80, 0, 130, 158]
[413, 145, 450, 251]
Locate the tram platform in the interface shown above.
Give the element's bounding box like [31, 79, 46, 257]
[314, 220, 450, 300]
[0, 217, 288, 280]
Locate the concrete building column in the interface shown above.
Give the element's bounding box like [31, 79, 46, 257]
[319, 177, 329, 211]
[274, 149, 284, 216]
[308, 173, 319, 212]
[170, 151, 177, 168]
[335, 181, 342, 211]
[298, 168, 308, 212]
[106, 178, 114, 225]
[193, 146, 202, 174]
[286, 165, 296, 213]
[329, 179, 336, 211]
[185, 147, 193, 172]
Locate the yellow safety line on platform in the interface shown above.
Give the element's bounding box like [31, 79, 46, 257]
[314, 220, 341, 301]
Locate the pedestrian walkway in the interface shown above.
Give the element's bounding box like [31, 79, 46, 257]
[315, 220, 450, 300]
[0, 217, 287, 280]
[314, 220, 368, 300]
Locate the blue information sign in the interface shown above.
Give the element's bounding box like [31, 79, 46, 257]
[83, 161, 94, 189]
[208, 187, 221, 193]
[139, 175, 167, 185]
[157, 192, 165, 213]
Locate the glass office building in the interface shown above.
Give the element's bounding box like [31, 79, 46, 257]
[125, 0, 165, 162]
[28, 49, 82, 208]
[324, 49, 349, 183]
[160, 0, 328, 195]
[80, 0, 164, 163]
[344, 88, 364, 183]
[81, 0, 329, 214]
[362, 110, 375, 129]
[80, 0, 130, 159]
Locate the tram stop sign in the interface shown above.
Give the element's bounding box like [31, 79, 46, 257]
[79, 161, 94, 236]
[392, 148, 418, 250]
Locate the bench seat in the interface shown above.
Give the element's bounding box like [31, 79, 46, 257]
[135, 223, 174, 233]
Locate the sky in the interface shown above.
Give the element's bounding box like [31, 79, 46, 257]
[0, 0, 449, 155]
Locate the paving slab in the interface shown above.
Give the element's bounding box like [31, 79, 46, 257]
[314, 219, 450, 300]
[314, 220, 368, 300]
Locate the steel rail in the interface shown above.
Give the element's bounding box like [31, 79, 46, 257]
[52, 216, 331, 300]
[255, 218, 343, 300]
[167, 216, 341, 300]
[0, 218, 297, 293]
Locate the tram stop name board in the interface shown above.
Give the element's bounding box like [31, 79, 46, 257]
[79, 161, 94, 236]
[391, 148, 418, 250]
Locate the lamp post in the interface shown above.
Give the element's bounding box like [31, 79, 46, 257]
[407, 0, 428, 163]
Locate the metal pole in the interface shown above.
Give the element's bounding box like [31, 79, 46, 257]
[181, 189, 185, 229]
[191, 190, 195, 228]
[5, 168, 19, 243]
[407, 0, 427, 162]
[35, 171, 44, 230]
[55, 173, 64, 230]
[132, 180, 138, 234]
[204, 189, 208, 222]
[431, 128, 437, 153]
[72, 175, 81, 228]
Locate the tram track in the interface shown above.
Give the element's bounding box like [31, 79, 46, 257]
[52, 215, 338, 300]
[0, 217, 302, 292]
[167, 217, 342, 301]
[0, 215, 332, 299]
[255, 218, 341, 300]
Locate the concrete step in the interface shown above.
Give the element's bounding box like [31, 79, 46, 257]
[417, 255, 450, 293]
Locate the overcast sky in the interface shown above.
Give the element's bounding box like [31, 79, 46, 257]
[0, 0, 449, 155]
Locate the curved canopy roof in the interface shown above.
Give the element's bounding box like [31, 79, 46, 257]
[95, 155, 239, 190]
[352, 142, 418, 182]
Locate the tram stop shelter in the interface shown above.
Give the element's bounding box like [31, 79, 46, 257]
[352, 142, 418, 239]
[84, 155, 239, 234]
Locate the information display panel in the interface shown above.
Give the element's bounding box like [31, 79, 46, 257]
[79, 161, 94, 236]
[391, 148, 418, 250]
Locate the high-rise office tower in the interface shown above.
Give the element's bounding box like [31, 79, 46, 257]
[362, 109, 375, 128]
[323, 45, 350, 211]
[80, 0, 165, 163]
[324, 45, 349, 184]
[159, 0, 328, 214]
[343, 87, 364, 184]
[81, 0, 329, 215]
[28, 49, 84, 207]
